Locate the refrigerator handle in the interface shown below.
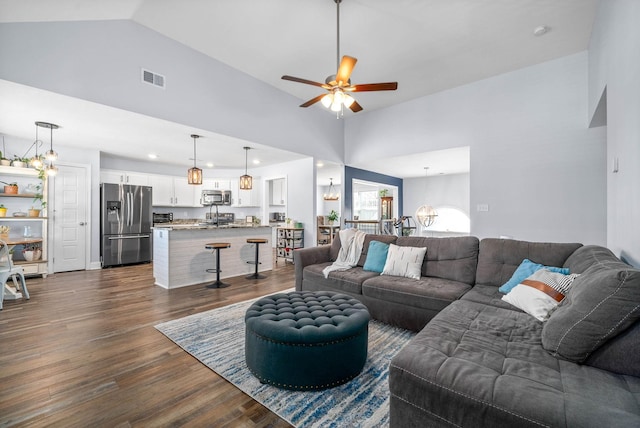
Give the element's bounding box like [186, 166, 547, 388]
[129, 192, 134, 227]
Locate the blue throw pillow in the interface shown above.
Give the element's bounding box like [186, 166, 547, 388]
[499, 259, 570, 294]
[363, 241, 390, 273]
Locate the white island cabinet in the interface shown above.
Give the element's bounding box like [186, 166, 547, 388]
[152, 225, 272, 289]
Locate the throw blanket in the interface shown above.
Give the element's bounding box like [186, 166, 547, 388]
[322, 228, 367, 278]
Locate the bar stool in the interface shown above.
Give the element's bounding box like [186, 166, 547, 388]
[205, 242, 231, 288]
[246, 238, 268, 280]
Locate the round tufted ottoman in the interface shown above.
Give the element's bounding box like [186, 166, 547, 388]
[244, 290, 370, 390]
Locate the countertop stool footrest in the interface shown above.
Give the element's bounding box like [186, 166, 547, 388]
[245, 291, 370, 390]
[204, 242, 231, 288]
[246, 238, 268, 280]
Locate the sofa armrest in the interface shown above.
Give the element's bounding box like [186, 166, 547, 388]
[293, 246, 332, 290]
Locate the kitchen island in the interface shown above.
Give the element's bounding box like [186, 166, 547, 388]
[152, 225, 272, 289]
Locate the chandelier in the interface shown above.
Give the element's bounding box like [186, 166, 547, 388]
[323, 178, 339, 201]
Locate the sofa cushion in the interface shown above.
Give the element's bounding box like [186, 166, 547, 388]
[362, 275, 471, 313]
[362, 240, 390, 273]
[381, 244, 426, 280]
[542, 257, 640, 363]
[396, 236, 479, 285]
[302, 263, 378, 295]
[390, 300, 640, 428]
[476, 238, 582, 287]
[584, 318, 640, 377]
[460, 284, 522, 311]
[501, 270, 580, 321]
[498, 258, 570, 294]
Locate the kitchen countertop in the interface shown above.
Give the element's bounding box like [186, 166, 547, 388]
[152, 223, 270, 230]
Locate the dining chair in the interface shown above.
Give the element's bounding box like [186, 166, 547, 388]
[0, 239, 29, 310]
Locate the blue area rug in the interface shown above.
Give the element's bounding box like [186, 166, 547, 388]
[155, 295, 415, 427]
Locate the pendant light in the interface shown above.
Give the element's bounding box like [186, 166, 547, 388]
[34, 121, 59, 176]
[187, 134, 202, 185]
[415, 167, 438, 228]
[239, 146, 252, 190]
[323, 178, 339, 201]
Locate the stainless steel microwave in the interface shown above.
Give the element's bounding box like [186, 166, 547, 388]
[201, 189, 231, 206]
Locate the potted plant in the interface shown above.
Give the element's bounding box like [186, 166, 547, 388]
[379, 189, 389, 197]
[1, 181, 18, 194]
[327, 210, 339, 225]
[0, 151, 10, 166]
[11, 155, 28, 168]
[0, 204, 6, 218]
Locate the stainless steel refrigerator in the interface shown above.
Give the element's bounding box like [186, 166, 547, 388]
[100, 183, 153, 267]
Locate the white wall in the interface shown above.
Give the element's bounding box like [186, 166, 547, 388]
[588, 0, 640, 267]
[0, 20, 344, 163]
[345, 52, 607, 245]
[256, 158, 316, 248]
[403, 173, 470, 233]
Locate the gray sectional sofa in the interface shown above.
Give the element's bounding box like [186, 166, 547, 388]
[294, 234, 640, 427]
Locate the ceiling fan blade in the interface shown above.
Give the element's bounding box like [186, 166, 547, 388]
[335, 56, 357, 85]
[349, 100, 363, 113]
[300, 94, 326, 108]
[349, 82, 398, 92]
[282, 75, 330, 89]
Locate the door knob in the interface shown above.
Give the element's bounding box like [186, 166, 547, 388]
[79, 222, 86, 226]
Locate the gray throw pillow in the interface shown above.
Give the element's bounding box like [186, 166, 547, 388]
[541, 263, 640, 362]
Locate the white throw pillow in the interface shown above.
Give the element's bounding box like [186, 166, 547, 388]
[381, 244, 426, 280]
[502, 269, 580, 321]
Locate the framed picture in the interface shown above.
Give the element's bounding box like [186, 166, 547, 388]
[246, 215, 254, 224]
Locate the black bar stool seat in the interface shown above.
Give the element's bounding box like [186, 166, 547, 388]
[246, 238, 268, 280]
[205, 242, 231, 288]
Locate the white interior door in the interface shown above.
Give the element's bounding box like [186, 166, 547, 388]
[53, 164, 88, 272]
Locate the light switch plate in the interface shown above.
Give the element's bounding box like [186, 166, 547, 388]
[477, 204, 489, 212]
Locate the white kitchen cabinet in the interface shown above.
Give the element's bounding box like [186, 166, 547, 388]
[101, 169, 150, 185]
[270, 178, 286, 206]
[149, 174, 199, 207]
[202, 178, 233, 191]
[235, 177, 261, 207]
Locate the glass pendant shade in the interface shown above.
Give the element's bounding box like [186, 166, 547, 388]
[187, 134, 202, 185]
[321, 94, 332, 108]
[45, 163, 58, 176]
[30, 156, 43, 169]
[415, 205, 437, 227]
[45, 149, 58, 162]
[239, 146, 252, 190]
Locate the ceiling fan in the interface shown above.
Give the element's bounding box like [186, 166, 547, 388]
[281, 0, 398, 115]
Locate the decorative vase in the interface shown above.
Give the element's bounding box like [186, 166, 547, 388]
[0, 208, 6, 217]
[0, 159, 11, 166]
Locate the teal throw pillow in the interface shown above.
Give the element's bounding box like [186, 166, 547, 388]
[363, 241, 390, 273]
[499, 259, 570, 294]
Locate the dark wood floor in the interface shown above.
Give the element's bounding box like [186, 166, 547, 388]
[0, 258, 295, 427]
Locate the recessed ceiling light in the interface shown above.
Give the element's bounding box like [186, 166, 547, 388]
[317, 162, 324, 167]
[206, 162, 214, 168]
[148, 154, 158, 159]
[533, 25, 549, 36]
[253, 159, 260, 165]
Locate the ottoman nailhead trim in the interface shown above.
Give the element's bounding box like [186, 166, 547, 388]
[247, 367, 360, 390]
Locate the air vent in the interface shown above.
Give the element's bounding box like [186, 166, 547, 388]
[141, 68, 165, 88]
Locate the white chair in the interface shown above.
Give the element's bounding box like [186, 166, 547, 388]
[0, 240, 29, 310]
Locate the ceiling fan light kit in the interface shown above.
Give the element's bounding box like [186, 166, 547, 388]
[281, 0, 397, 117]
